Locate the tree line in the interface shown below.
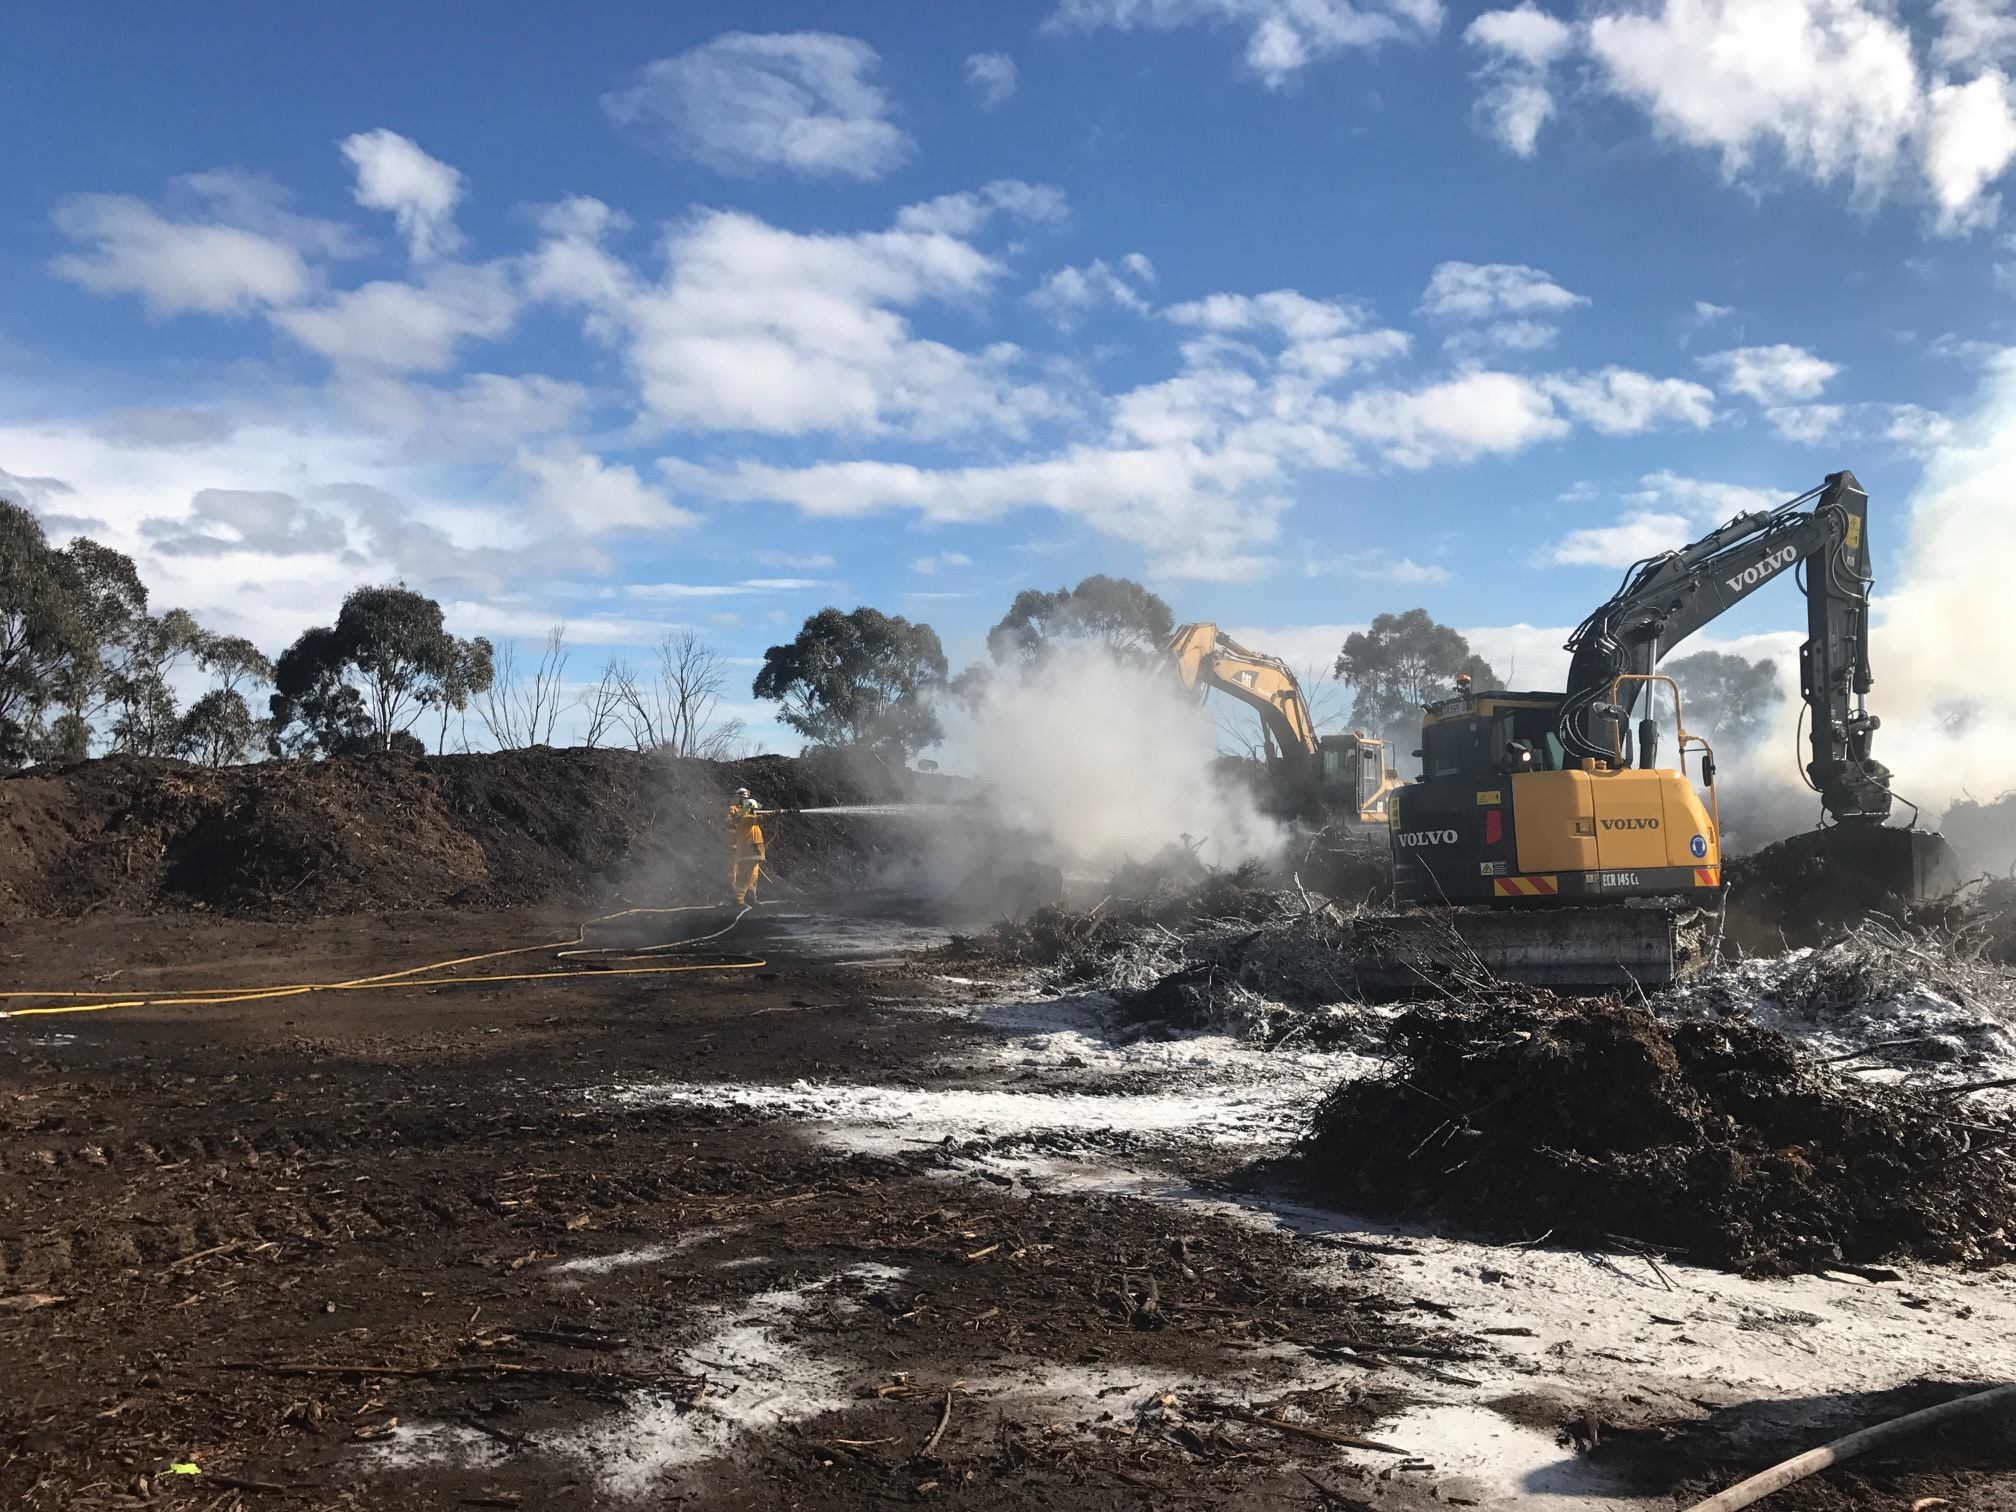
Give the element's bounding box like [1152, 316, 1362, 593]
[4, 499, 1780, 771]
[2, 502, 747, 767]
[749, 575, 1784, 763]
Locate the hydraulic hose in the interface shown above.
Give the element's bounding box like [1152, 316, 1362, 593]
[0, 903, 766, 1021]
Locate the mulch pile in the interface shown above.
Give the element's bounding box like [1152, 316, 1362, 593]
[0, 747, 960, 919]
[1296, 996, 2016, 1275]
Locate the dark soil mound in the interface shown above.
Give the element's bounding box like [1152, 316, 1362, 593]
[1297, 997, 2016, 1275]
[0, 746, 961, 920]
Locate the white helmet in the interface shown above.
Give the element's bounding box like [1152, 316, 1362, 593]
[734, 787, 751, 800]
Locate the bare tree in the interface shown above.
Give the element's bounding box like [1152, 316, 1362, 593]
[475, 624, 571, 748]
[610, 631, 746, 757]
[579, 657, 627, 749]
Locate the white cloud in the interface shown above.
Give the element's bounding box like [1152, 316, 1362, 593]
[753, 550, 837, 569]
[602, 32, 913, 180]
[1028, 256, 1154, 327]
[1544, 367, 1716, 432]
[1690, 299, 1737, 326]
[1467, 3, 1574, 65]
[0, 414, 553, 651]
[49, 172, 352, 316]
[1044, 0, 1443, 85]
[1628, 469, 1784, 521]
[533, 202, 1056, 439]
[518, 442, 696, 534]
[1887, 402, 1956, 454]
[1922, 71, 2016, 231]
[664, 446, 1286, 582]
[341, 129, 464, 261]
[617, 578, 819, 598]
[1303, 550, 1449, 583]
[1164, 288, 1411, 379]
[1700, 342, 1840, 404]
[331, 371, 589, 455]
[1537, 468, 1787, 566]
[912, 551, 972, 575]
[1337, 369, 1564, 465]
[1934, 0, 2016, 69]
[1419, 260, 1587, 320]
[1453, 1, 2016, 228]
[274, 263, 519, 372]
[522, 197, 638, 309]
[965, 51, 1019, 108]
[1464, 6, 1576, 156]
[52, 198, 309, 314]
[1334, 365, 1709, 468]
[1444, 318, 1559, 354]
[1588, 1, 1923, 203]
[893, 179, 1067, 236]
[1546, 509, 1697, 566]
[1766, 402, 1847, 443]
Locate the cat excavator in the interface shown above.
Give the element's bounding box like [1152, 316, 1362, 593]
[1164, 622, 1401, 829]
[1375, 469, 1956, 987]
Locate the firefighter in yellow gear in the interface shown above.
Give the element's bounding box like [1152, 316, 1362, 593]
[727, 787, 778, 905]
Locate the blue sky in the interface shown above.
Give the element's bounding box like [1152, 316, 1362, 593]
[5, 0, 2015, 749]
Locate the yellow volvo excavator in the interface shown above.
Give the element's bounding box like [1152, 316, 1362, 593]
[1164, 622, 1401, 828]
[1377, 470, 1956, 987]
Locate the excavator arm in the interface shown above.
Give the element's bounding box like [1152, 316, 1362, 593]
[1165, 622, 1320, 776]
[1560, 471, 1889, 824]
[1163, 623, 1399, 825]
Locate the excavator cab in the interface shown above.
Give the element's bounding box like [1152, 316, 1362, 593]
[1316, 733, 1399, 823]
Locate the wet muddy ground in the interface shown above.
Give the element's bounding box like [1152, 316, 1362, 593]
[5, 899, 2016, 1509]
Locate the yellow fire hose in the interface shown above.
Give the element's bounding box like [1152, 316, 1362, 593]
[0, 904, 765, 1021]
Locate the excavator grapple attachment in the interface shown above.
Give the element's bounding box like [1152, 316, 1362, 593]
[1747, 825, 1961, 916]
[1344, 906, 1711, 994]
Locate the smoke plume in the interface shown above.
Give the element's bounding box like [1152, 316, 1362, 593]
[1703, 353, 2016, 858]
[944, 645, 1284, 872]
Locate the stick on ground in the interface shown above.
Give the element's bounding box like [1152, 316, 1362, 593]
[1681, 1382, 2016, 1512]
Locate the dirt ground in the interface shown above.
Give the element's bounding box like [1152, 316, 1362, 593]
[6, 898, 2016, 1510]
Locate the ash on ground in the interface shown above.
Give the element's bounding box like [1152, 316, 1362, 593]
[1656, 899, 2016, 1110]
[1296, 995, 2016, 1276]
[964, 861, 1400, 1049]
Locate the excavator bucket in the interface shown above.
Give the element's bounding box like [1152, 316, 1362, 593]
[1733, 824, 1962, 942]
[1343, 906, 1711, 994]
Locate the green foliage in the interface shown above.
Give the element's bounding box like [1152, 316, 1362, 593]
[270, 625, 374, 758]
[105, 607, 208, 756]
[1334, 609, 1499, 744]
[753, 607, 948, 759]
[178, 688, 257, 767]
[269, 585, 485, 757]
[0, 499, 170, 764]
[197, 635, 275, 696]
[1663, 650, 1784, 748]
[986, 574, 1174, 669]
[0, 500, 92, 762]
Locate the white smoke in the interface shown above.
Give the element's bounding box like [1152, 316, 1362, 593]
[944, 644, 1285, 871]
[1692, 353, 2016, 854]
[1870, 353, 2016, 818]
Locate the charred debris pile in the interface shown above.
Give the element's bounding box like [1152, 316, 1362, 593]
[1297, 996, 2016, 1275]
[971, 847, 2016, 1274]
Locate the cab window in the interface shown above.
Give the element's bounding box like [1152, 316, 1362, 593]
[1423, 718, 1489, 779]
[1491, 708, 1566, 772]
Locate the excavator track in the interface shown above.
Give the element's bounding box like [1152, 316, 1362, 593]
[1344, 903, 1711, 994]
